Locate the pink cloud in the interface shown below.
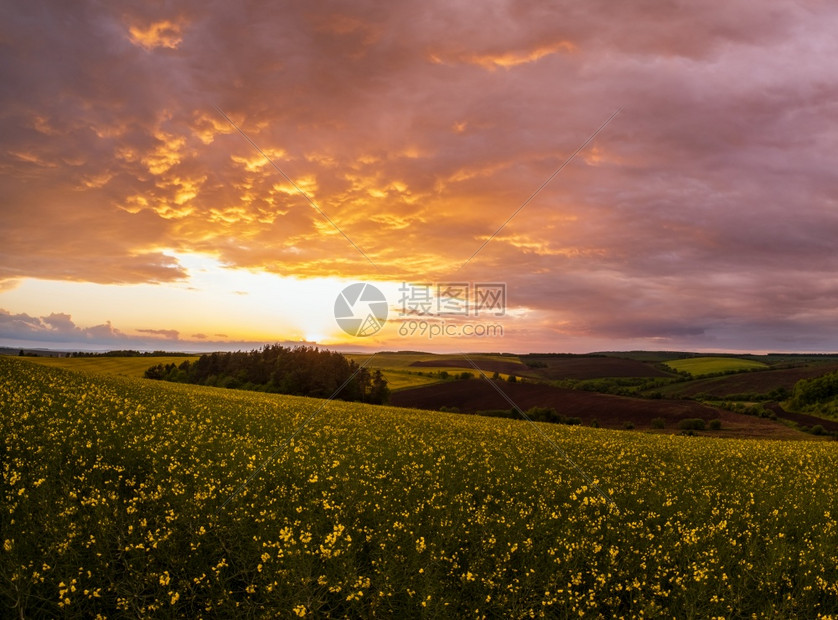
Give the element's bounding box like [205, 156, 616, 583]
[2, 0, 838, 351]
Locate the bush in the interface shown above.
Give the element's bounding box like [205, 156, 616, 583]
[811, 424, 825, 436]
[589, 419, 600, 428]
[678, 418, 706, 431]
[651, 417, 665, 429]
[708, 419, 722, 430]
[792, 371, 838, 408]
[623, 422, 635, 430]
[525, 406, 558, 423]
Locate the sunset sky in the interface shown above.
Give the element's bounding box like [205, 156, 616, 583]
[2, 0, 838, 353]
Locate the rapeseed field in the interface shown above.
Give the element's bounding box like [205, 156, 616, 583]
[2, 357, 837, 618]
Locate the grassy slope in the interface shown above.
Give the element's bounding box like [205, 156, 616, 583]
[3, 356, 838, 617]
[24, 355, 200, 377]
[347, 352, 524, 390]
[665, 356, 768, 376]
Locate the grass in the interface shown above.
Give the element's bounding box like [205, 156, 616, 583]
[665, 356, 768, 377]
[24, 355, 200, 377]
[3, 356, 838, 617]
[371, 369, 442, 391]
[347, 352, 522, 390]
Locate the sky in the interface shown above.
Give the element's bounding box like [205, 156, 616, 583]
[2, 0, 838, 353]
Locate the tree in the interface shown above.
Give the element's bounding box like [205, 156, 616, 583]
[143, 345, 389, 404]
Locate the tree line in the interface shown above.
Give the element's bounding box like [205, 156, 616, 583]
[791, 371, 838, 409]
[144, 345, 390, 404]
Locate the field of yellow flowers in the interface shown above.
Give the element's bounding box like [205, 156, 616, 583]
[2, 356, 838, 618]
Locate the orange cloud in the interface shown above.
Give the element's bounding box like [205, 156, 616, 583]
[128, 20, 184, 50]
[431, 40, 576, 70]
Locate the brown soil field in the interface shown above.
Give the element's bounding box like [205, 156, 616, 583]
[524, 356, 674, 379]
[409, 359, 525, 374]
[765, 403, 838, 432]
[390, 380, 805, 438]
[667, 363, 838, 398]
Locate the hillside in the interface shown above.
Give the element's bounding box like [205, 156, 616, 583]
[390, 378, 806, 438]
[664, 356, 768, 376]
[652, 362, 838, 399]
[3, 356, 838, 617]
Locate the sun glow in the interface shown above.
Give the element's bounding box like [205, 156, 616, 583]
[0, 251, 403, 346]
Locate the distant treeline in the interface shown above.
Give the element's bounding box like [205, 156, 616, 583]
[72, 350, 193, 358]
[144, 345, 389, 404]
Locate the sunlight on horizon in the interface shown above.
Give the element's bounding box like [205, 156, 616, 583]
[0, 251, 411, 345]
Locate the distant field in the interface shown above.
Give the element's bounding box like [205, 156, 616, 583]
[347, 352, 523, 389]
[653, 362, 838, 399]
[4, 356, 838, 617]
[22, 353, 508, 392]
[347, 351, 523, 368]
[665, 356, 768, 377]
[372, 369, 442, 391]
[390, 379, 806, 439]
[522, 356, 674, 380]
[22, 355, 199, 377]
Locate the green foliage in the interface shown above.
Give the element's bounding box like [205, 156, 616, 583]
[551, 376, 680, 397]
[145, 345, 390, 404]
[708, 419, 722, 431]
[791, 371, 838, 410]
[678, 418, 707, 431]
[651, 417, 665, 429]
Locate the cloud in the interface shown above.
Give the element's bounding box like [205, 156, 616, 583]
[137, 328, 180, 340]
[431, 40, 576, 70]
[0, 309, 126, 344]
[3, 0, 838, 350]
[128, 20, 185, 51]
